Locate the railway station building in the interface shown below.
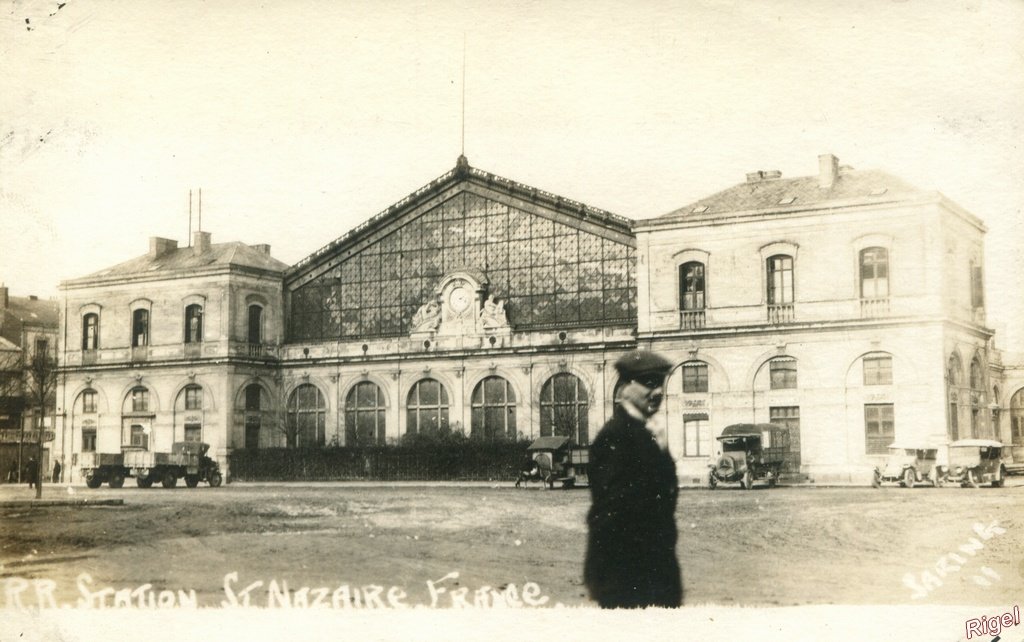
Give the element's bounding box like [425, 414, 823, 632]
[53, 154, 1016, 484]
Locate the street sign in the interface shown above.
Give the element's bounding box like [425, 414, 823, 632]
[0, 429, 55, 443]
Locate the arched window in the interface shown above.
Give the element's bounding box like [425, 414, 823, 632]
[248, 305, 263, 344]
[82, 313, 99, 350]
[1011, 389, 1024, 446]
[130, 387, 150, 412]
[769, 358, 797, 390]
[678, 262, 706, 311]
[539, 373, 589, 444]
[766, 255, 794, 304]
[859, 247, 889, 299]
[970, 358, 984, 391]
[471, 376, 517, 441]
[286, 384, 326, 448]
[947, 354, 962, 386]
[185, 304, 203, 343]
[132, 309, 149, 347]
[346, 382, 386, 446]
[406, 379, 449, 435]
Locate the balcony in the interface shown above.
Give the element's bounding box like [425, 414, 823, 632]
[679, 310, 706, 330]
[860, 297, 890, 319]
[767, 303, 795, 324]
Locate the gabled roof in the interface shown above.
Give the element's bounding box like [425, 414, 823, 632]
[3, 295, 59, 328]
[660, 167, 924, 220]
[73, 241, 289, 283]
[288, 156, 633, 281]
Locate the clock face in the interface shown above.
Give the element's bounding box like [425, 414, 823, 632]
[449, 287, 471, 313]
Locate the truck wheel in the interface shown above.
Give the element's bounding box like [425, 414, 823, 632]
[742, 469, 753, 490]
[902, 469, 915, 489]
[108, 472, 125, 489]
[966, 469, 979, 489]
[86, 474, 102, 489]
[185, 475, 199, 488]
[136, 476, 153, 488]
[208, 472, 223, 488]
[161, 471, 178, 488]
[992, 467, 1005, 488]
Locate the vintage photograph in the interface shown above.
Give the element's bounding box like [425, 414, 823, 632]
[2, 1, 1022, 640]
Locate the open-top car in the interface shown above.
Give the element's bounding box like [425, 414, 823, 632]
[943, 439, 1006, 488]
[708, 423, 788, 490]
[872, 443, 943, 488]
[516, 436, 588, 489]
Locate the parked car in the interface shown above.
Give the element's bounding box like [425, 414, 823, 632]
[872, 443, 944, 488]
[943, 439, 1006, 488]
[708, 423, 788, 490]
[516, 436, 588, 489]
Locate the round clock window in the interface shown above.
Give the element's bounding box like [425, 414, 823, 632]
[449, 287, 471, 313]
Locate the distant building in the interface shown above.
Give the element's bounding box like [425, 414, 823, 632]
[0, 284, 60, 480]
[52, 155, 1015, 484]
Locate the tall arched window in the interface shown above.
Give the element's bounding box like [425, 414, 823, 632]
[82, 313, 99, 350]
[1010, 389, 1024, 447]
[970, 357, 985, 438]
[766, 255, 794, 304]
[185, 304, 203, 343]
[243, 383, 269, 449]
[471, 376, 517, 441]
[859, 247, 889, 299]
[132, 309, 149, 347]
[286, 384, 326, 448]
[406, 379, 449, 435]
[540, 373, 589, 444]
[678, 262, 706, 311]
[346, 382, 386, 446]
[248, 305, 263, 344]
[947, 354, 962, 440]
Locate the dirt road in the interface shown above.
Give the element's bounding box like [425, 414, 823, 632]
[1, 482, 1021, 610]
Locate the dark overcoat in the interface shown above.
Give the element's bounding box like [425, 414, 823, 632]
[583, 406, 682, 608]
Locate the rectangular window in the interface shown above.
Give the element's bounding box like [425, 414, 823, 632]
[859, 248, 889, 298]
[184, 423, 202, 442]
[185, 387, 202, 410]
[683, 415, 710, 457]
[82, 428, 97, 452]
[769, 359, 797, 389]
[132, 309, 149, 347]
[766, 255, 794, 304]
[185, 305, 203, 343]
[131, 389, 149, 412]
[35, 338, 48, 358]
[864, 404, 894, 454]
[682, 363, 709, 393]
[82, 391, 97, 414]
[863, 356, 893, 385]
[679, 262, 706, 311]
[971, 264, 984, 309]
[245, 386, 262, 411]
[129, 424, 148, 449]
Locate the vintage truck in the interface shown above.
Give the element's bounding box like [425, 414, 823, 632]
[81, 441, 223, 489]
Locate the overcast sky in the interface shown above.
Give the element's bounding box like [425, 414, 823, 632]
[2, 0, 1021, 347]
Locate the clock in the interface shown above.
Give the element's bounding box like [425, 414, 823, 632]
[448, 287, 471, 314]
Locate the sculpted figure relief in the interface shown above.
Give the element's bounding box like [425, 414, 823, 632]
[480, 294, 509, 329]
[411, 299, 442, 332]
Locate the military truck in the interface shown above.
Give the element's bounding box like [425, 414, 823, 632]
[81, 441, 222, 489]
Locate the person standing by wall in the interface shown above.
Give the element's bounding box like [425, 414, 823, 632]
[52, 459, 62, 484]
[584, 350, 682, 608]
[26, 456, 38, 489]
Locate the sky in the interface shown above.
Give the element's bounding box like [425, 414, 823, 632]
[2, 0, 1022, 349]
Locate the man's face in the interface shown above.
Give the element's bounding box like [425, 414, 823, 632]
[622, 374, 666, 417]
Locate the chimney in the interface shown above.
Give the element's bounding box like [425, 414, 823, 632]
[0, 283, 7, 309]
[193, 231, 212, 256]
[149, 237, 178, 259]
[818, 154, 839, 189]
[250, 244, 271, 255]
[745, 170, 782, 183]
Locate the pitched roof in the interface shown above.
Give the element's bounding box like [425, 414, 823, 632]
[3, 295, 59, 328]
[78, 241, 289, 281]
[660, 167, 924, 220]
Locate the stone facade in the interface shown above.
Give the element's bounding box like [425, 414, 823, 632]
[52, 155, 1017, 484]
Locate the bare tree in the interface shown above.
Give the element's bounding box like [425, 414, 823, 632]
[25, 347, 58, 499]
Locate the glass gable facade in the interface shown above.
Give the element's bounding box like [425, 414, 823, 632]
[289, 192, 637, 340]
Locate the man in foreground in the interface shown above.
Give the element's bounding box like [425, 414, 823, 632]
[584, 350, 682, 608]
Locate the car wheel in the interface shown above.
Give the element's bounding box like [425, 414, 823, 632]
[902, 468, 915, 489]
[108, 471, 125, 489]
[136, 476, 153, 488]
[992, 466, 1005, 488]
[966, 469, 979, 489]
[208, 472, 223, 488]
[85, 474, 102, 489]
[185, 475, 199, 488]
[161, 471, 178, 488]
[742, 469, 753, 490]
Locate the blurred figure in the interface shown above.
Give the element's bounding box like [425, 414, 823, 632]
[584, 350, 682, 608]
